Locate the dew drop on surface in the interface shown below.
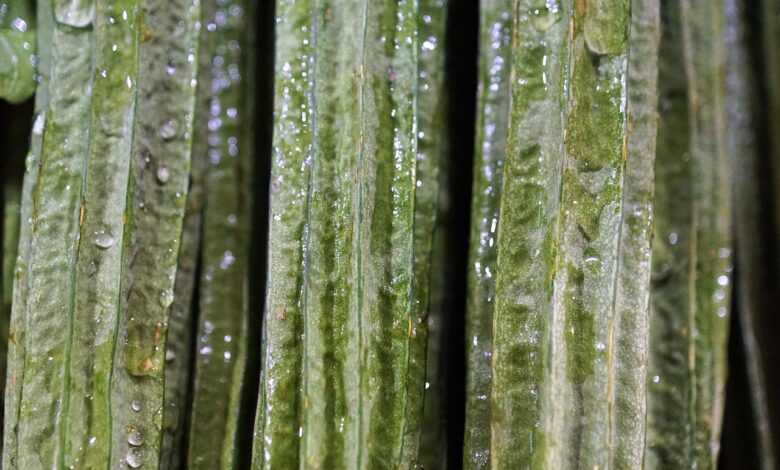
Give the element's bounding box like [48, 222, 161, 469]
[159, 289, 174, 308]
[127, 430, 144, 447]
[223, 351, 232, 361]
[717, 275, 729, 286]
[220, 250, 236, 270]
[94, 232, 115, 249]
[200, 346, 213, 355]
[652, 375, 661, 384]
[9, 17, 27, 33]
[88, 436, 97, 446]
[165, 349, 176, 363]
[595, 341, 606, 352]
[130, 400, 142, 412]
[159, 120, 177, 140]
[32, 113, 45, 135]
[156, 166, 171, 184]
[125, 449, 143, 468]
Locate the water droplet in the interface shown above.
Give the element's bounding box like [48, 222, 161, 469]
[159, 120, 177, 140]
[667, 232, 678, 245]
[652, 375, 661, 384]
[32, 113, 45, 135]
[220, 250, 236, 270]
[88, 436, 97, 446]
[717, 275, 729, 287]
[165, 349, 176, 363]
[424, 381, 430, 390]
[159, 290, 174, 308]
[595, 342, 606, 352]
[224, 335, 232, 343]
[128, 430, 144, 447]
[156, 166, 171, 184]
[200, 346, 213, 355]
[11, 18, 28, 32]
[130, 400, 142, 412]
[94, 232, 115, 249]
[223, 351, 232, 361]
[125, 449, 143, 468]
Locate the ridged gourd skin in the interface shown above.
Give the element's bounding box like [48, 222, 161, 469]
[2, 0, 199, 468]
[251, 0, 447, 468]
[0, 0, 36, 103]
[417, 2, 449, 467]
[185, 0, 256, 467]
[463, 0, 659, 468]
[645, 1, 732, 469]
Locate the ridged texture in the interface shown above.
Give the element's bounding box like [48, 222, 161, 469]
[2, 0, 50, 466]
[252, 1, 447, 468]
[186, 0, 255, 467]
[107, 0, 200, 466]
[464, 1, 658, 468]
[0, 0, 36, 103]
[645, 1, 732, 469]
[2, 0, 199, 468]
[417, 1, 449, 467]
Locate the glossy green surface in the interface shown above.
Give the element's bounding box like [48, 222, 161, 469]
[252, 1, 447, 468]
[2, 0, 199, 467]
[645, 1, 732, 469]
[186, 0, 255, 467]
[465, 1, 658, 468]
[0, 0, 36, 103]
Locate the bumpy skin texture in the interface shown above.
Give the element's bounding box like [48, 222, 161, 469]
[186, 0, 255, 467]
[464, 1, 659, 469]
[645, 1, 732, 469]
[252, 1, 447, 468]
[2, 0, 199, 468]
[0, 0, 36, 103]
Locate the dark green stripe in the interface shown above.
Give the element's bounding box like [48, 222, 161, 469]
[187, 0, 254, 466]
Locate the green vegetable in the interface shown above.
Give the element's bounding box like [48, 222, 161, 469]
[107, 0, 200, 466]
[645, 1, 732, 469]
[417, 2, 449, 467]
[462, 1, 511, 466]
[252, 1, 447, 468]
[730, 0, 776, 466]
[186, 0, 255, 467]
[464, 1, 658, 468]
[1, 0, 50, 465]
[2, 0, 199, 467]
[0, 0, 36, 103]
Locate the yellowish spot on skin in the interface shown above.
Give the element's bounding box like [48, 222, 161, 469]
[139, 357, 154, 372]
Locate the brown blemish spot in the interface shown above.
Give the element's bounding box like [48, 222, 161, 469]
[276, 305, 286, 321]
[139, 357, 154, 372]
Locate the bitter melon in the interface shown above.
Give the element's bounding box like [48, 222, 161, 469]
[0, 0, 36, 103]
[252, 0, 448, 468]
[185, 0, 256, 467]
[463, 0, 659, 468]
[2, 0, 199, 468]
[645, 1, 732, 469]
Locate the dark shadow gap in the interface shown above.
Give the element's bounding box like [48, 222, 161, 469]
[443, 1, 479, 468]
[235, 0, 275, 468]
